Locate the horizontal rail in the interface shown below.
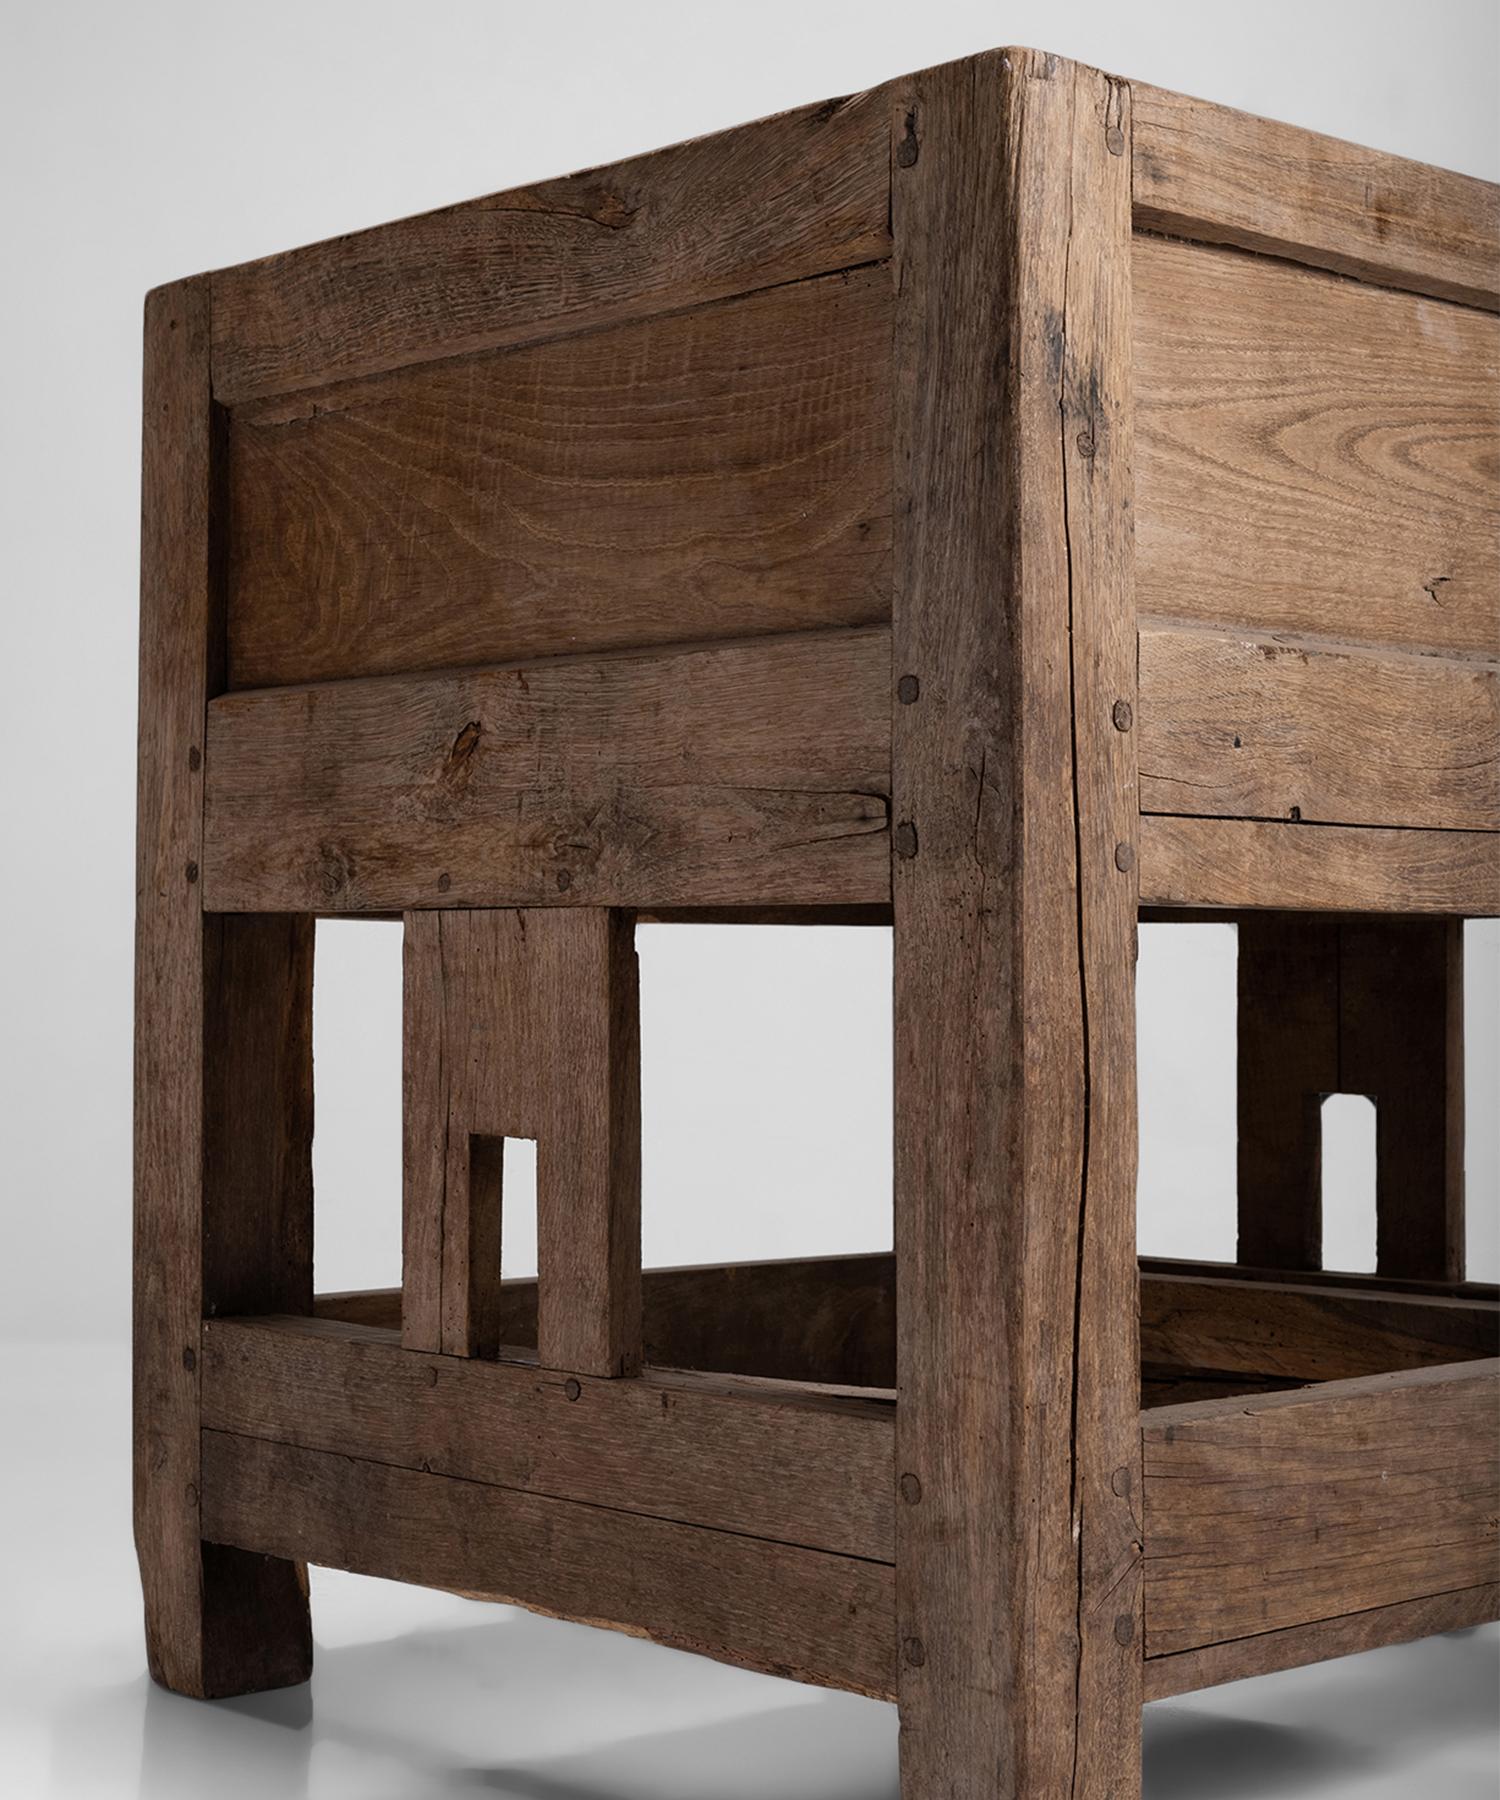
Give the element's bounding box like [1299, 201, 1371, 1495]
[207, 88, 891, 404]
[1139, 815, 1500, 914]
[1143, 1358, 1500, 1656]
[202, 1314, 894, 1561]
[201, 1424, 897, 1697]
[1130, 80, 1500, 309]
[312, 1253, 1498, 1389]
[1139, 622, 1498, 833]
[1144, 1583, 1500, 1700]
[203, 628, 892, 913]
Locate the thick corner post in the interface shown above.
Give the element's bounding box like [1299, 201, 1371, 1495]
[135, 280, 314, 1697]
[891, 50, 1142, 1796]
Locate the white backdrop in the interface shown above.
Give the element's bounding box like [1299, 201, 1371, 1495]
[2, 0, 1496, 1342]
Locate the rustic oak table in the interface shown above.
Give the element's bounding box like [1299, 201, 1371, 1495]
[135, 45, 1500, 1795]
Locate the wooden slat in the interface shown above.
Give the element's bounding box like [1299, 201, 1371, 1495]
[1131, 81, 1500, 309]
[200, 1429, 896, 1698]
[135, 277, 312, 1700]
[1342, 919, 1467, 1282]
[1143, 1360, 1500, 1655]
[1139, 624, 1498, 832]
[890, 51, 1141, 1797]
[1135, 237, 1500, 658]
[1139, 1256, 1498, 1304]
[317, 1253, 1499, 1390]
[1145, 1583, 1500, 1699]
[209, 89, 890, 405]
[1236, 912, 1336, 1268]
[202, 628, 891, 914]
[1141, 1272, 1496, 1382]
[403, 907, 640, 1373]
[202, 1315, 894, 1561]
[224, 268, 892, 690]
[1140, 816, 1500, 915]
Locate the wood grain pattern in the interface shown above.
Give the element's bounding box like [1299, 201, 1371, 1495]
[209, 88, 890, 404]
[1143, 1360, 1500, 1655]
[1236, 915, 1468, 1281]
[1139, 624, 1498, 831]
[224, 269, 892, 689]
[202, 1315, 894, 1561]
[1236, 912, 1336, 1269]
[403, 909, 640, 1374]
[890, 51, 1140, 1797]
[1140, 1272, 1496, 1382]
[1131, 81, 1500, 309]
[1135, 237, 1500, 657]
[316, 1252, 1498, 1391]
[1139, 815, 1500, 914]
[201, 1430, 897, 1698]
[1144, 1583, 1500, 1700]
[202, 628, 891, 914]
[1342, 918, 1467, 1281]
[135, 278, 312, 1699]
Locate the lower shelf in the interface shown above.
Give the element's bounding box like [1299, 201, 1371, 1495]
[199, 1302, 1499, 1702]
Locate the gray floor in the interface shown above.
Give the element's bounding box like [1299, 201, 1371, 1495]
[7, 1348, 1496, 1799]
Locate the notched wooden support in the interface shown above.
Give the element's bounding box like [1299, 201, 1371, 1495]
[403, 908, 641, 1375]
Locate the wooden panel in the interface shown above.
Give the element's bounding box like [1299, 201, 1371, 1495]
[209, 89, 890, 404]
[200, 1430, 896, 1698]
[1139, 1256, 1498, 1305]
[317, 1253, 1498, 1391]
[1135, 237, 1500, 657]
[135, 278, 312, 1700]
[1141, 1272, 1497, 1382]
[224, 269, 892, 690]
[890, 52, 1141, 1797]
[1145, 1583, 1500, 1700]
[202, 1315, 894, 1561]
[1140, 816, 1500, 914]
[1139, 624, 1498, 831]
[1131, 81, 1500, 309]
[403, 908, 640, 1374]
[202, 628, 891, 914]
[1143, 1360, 1500, 1655]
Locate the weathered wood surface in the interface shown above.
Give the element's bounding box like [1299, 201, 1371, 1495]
[202, 628, 891, 913]
[1139, 1256, 1498, 1304]
[1131, 82, 1500, 309]
[890, 51, 1141, 1797]
[224, 268, 892, 689]
[1143, 1360, 1500, 1655]
[1139, 816, 1500, 915]
[135, 278, 312, 1699]
[1135, 237, 1500, 658]
[1236, 912, 1335, 1269]
[1235, 915, 1467, 1281]
[1343, 919, 1467, 1281]
[200, 1429, 897, 1697]
[319, 1252, 1497, 1390]
[1144, 1583, 1500, 1700]
[202, 1315, 894, 1561]
[210, 88, 891, 404]
[1141, 1272, 1496, 1382]
[1139, 625, 1498, 832]
[403, 908, 640, 1373]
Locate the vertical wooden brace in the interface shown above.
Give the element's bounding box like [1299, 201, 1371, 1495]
[403, 907, 641, 1374]
[1237, 915, 1465, 1280]
[891, 50, 1141, 1799]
